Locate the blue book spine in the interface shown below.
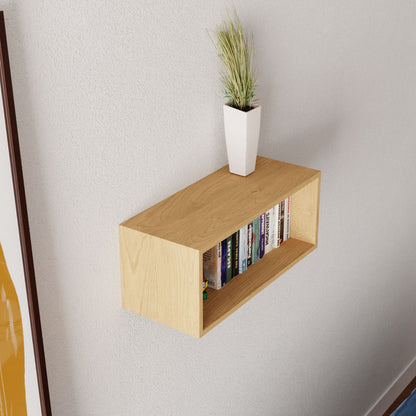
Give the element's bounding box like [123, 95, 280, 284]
[221, 239, 227, 286]
[252, 217, 260, 264]
[259, 213, 265, 259]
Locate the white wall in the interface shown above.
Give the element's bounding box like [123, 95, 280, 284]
[3, 1, 416, 415]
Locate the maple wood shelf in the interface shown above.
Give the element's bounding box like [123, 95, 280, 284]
[119, 156, 321, 338]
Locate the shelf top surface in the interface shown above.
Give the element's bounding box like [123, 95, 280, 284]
[121, 157, 320, 252]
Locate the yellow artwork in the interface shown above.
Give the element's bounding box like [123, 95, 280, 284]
[0, 243, 27, 415]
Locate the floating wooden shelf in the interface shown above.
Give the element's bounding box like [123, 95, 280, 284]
[119, 157, 321, 338]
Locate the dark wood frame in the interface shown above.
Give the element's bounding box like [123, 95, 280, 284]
[383, 377, 416, 416]
[0, 11, 51, 415]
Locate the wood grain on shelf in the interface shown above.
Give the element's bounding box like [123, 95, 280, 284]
[122, 157, 320, 252]
[203, 238, 316, 334]
[120, 225, 201, 337]
[291, 175, 320, 245]
[120, 157, 321, 337]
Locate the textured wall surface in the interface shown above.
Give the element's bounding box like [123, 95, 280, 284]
[2, 1, 415, 415]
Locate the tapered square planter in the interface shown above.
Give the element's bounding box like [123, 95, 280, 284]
[223, 104, 261, 176]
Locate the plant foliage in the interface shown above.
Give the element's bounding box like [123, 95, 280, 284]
[210, 10, 257, 111]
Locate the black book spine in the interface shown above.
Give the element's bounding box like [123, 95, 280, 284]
[233, 230, 239, 277]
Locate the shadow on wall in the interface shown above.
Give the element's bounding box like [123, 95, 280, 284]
[257, 79, 342, 167]
[6, 6, 77, 413]
[275, 120, 339, 165]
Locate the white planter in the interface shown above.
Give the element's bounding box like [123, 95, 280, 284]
[223, 104, 261, 176]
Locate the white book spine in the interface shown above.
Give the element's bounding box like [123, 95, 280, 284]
[238, 225, 248, 273]
[283, 198, 289, 242]
[247, 223, 253, 266]
[264, 208, 274, 254]
[286, 196, 291, 240]
[270, 206, 276, 250]
[274, 203, 280, 248]
[203, 243, 221, 290]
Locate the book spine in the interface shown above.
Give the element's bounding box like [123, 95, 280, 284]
[252, 217, 260, 264]
[233, 231, 239, 277]
[239, 225, 248, 274]
[227, 235, 233, 283]
[221, 238, 227, 286]
[259, 213, 265, 259]
[226, 236, 232, 282]
[247, 222, 253, 266]
[280, 201, 284, 245]
[283, 198, 289, 242]
[286, 196, 291, 240]
[273, 203, 279, 249]
[264, 208, 274, 254]
[216, 243, 222, 288]
[203, 244, 221, 290]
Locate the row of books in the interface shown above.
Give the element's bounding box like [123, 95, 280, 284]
[203, 197, 292, 290]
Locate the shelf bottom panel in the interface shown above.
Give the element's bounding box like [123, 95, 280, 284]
[203, 238, 316, 335]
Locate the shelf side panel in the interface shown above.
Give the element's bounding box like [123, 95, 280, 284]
[290, 175, 320, 245]
[120, 226, 201, 337]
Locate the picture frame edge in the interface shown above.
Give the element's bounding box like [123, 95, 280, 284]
[0, 10, 52, 416]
